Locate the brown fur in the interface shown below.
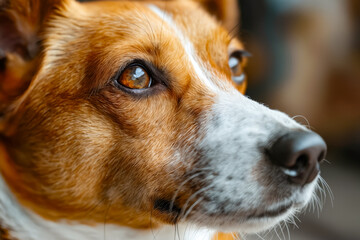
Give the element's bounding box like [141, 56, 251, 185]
[0, 0, 245, 239]
[0, 224, 15, 240]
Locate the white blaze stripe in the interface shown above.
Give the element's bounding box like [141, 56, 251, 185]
[148, 4, 220, 93]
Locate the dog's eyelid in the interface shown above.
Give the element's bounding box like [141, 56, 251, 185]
[239, 50, 252, 58]
[230, 50, 252, 61]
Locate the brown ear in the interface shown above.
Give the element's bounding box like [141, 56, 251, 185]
[0, 0, 62, 111]
[195, 0, 240, 31]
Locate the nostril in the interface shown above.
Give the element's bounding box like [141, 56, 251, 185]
[295, 154, 308, 170]
[281, 154, 308, 178]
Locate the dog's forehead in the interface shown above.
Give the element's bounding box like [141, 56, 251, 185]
[79, 1, 231, 51]
[42, 0, 235, 93]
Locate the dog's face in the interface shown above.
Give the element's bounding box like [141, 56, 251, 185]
[0, 0, 326, 234]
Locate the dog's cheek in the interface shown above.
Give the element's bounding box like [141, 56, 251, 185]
[97, 88, 215, 217]
[87, 93, 176, 203]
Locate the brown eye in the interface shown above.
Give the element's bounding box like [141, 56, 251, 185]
[229, 55, 245, 85]
[117, 65, 151, 89]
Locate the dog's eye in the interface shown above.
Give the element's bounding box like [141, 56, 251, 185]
[229, 56, 244, 84]
[229, 50, 250, 85]
[117, 65, 152, 89]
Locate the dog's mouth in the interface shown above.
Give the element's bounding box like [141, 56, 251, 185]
[151, 178, 316, 229]
[153, 197, 293, 224]
[246, 203, 293, 220]
[153, 199, 182, 223]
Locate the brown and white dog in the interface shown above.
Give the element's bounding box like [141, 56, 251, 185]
[0, 0, 327, 239]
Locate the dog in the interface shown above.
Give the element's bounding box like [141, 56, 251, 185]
[0, 0, 327, 239]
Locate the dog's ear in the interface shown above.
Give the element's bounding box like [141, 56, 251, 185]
[195, 0, 240, 31]
[0, 0, 63, 110]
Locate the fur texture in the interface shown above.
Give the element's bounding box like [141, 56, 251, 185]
[0, 0, 322, 239]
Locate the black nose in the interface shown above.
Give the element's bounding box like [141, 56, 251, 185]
[268, 131, 327, 185]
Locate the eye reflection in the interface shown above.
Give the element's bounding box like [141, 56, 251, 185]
[229, 55, 245, 85]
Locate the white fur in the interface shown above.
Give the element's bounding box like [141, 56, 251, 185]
[148, 4, 224, 94]
[186, 92, 314, 232]
[0, 4, 319, 240]
[0, 174, 215, 240]
[148, 3, 317, 234]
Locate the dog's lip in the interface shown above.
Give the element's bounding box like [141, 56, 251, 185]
[246, 203, 293, 219]
[154, 199, 181, 214]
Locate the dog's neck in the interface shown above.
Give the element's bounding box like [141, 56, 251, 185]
[0, 170, 215, 240]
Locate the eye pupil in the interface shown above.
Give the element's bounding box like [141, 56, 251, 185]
[117, 65, 151, 89]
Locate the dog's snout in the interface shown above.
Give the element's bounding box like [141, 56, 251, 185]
[268, 131, 327, 185]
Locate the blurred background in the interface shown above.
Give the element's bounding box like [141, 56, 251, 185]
[12, 0, 358, 239]
[236, 0, 360, 239]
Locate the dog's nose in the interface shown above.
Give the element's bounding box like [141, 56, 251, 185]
[268, 131, 327, 185]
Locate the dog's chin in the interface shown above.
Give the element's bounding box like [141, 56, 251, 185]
[186, 180, 318, 234]
[187, 204, 295, 234]
[222, 206, 296, 234]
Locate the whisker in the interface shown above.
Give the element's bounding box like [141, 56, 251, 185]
[312, 193, 321, 217]
[273, 223, 282, 240]
[319, 176, 334, 206]
[182, 197, 204, 219]
[293, 214, 301, 224]
[314, 180, 325, 211]
[323, 159, 331, 164]
[235, 232, 243, 240]
[255, 233, 267, 240]
[179, 183, 215, 220]
[231, 232, 237, 240]
[173, 223, 178, 240]
[284, 221, 291, 240]
[239, 234, 245, 240]
[287, 214, 299, 229]
[262, 226, 274, 239]
[103, 202, 111, 240]
[291, 115, 312, 130]
[279, 222, 286, 240]
[169, 170, 210, 212]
